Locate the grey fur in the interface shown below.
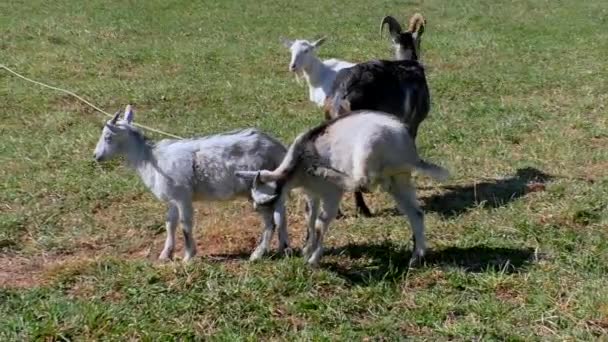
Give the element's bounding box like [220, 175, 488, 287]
[236, 110, 449, 267]
[93, 106, 289, 262]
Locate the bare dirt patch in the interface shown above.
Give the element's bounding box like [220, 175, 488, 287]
[0, 254, 43, 288]
[0, 196, 313, 289]
[0, 252, 98, 289]
[127, 199, 310, 262]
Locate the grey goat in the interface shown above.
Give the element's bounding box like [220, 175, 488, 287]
[93, 105, 289, 262]
[236, 110, 448, 266]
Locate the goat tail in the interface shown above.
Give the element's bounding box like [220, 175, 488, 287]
[261, 131, 309, 182]
[413, 159, 449, 181]
[408, 13, 426, 34]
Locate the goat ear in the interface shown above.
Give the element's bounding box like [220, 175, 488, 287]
[280, 37, 293, 48]
[124, 104, 134, 124]
[250, 174, 280, 205]
[252, 190, 279, 206]
[312, 36, 327, 48]
[110, 109, 121, 124]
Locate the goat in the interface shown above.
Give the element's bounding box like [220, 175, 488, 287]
[281, 37, 371, 217]
[325, 13, 429, 138]
[93, 105, 289, 262]
[236, 110, 449, 266]
[281, 37, 355, 107]
[323, 13, 429, 216]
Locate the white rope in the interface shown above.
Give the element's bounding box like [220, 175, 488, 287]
[1, 64, 184, 139]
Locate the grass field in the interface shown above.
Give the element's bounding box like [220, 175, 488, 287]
[1, 0, 607, 339]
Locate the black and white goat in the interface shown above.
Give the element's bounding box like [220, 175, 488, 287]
[325, 13, 429, 136]
[323, 13, 429, 216]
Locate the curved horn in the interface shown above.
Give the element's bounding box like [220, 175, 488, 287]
[407, 13, 426, 38]
[380, 16, 403, 39]
[407, 13, 426, 33]
[110, 109, 121, 124]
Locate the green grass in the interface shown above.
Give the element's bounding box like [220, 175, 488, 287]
[1, 0, 607, 339]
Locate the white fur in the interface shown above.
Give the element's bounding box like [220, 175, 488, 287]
[237, 111, 449, 266]
[282, 38, 355, 106]
[93, 106, 290, 262]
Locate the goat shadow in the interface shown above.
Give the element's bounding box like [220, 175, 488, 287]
[377, 167, 554, 219]
[324, 242, 536, 285]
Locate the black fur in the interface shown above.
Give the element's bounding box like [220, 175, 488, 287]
[324, 30, 430, 217]
[328, 59, 429, 140]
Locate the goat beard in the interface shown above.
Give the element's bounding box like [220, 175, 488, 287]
[293, 69, 304, 85]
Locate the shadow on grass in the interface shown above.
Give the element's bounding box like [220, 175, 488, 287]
[377, 167, 554, 219]
[324, 242, 536, 285]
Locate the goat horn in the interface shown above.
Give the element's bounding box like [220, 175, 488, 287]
[407, 13, 426, 35]
[110, 109, 121, 124]
[380, 16, 402, 39]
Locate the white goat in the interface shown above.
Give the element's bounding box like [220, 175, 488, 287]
[281, 37, 355, 107]
[237, 110, 449, 266]
[282, 37, 372, 217]
[93, 105, 289, 262]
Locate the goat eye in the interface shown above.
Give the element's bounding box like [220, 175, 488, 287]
[104, 135, 112, 142]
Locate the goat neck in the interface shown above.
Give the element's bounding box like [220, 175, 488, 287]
[123, 129, 159, 186]
[394, 45, 417, 61]
[301, 56, 328, 87]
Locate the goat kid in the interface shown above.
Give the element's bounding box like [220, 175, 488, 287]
[281, 37, 370, 217]
[93, 105, 289, 262]
[236, 110, 449, 266]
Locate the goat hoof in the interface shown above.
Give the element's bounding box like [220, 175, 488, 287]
[307, 249, 324, 266]
[307, 257, 321, 268]
[408, 254, 424, 269]
[302, 245, 313, 259]
[249, 248, 265, 261]
[281, 247, 295, 257]
[158, 251, 174, 262]
[183, 253, 197, 263]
